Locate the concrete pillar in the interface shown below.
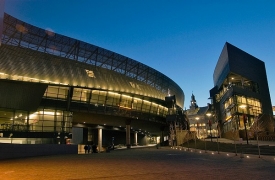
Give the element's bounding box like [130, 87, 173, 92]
[134, 131, 138, 146]
[88, 127, 93, 142]
[160, 126, 165, 146]
[98, 128, 102, 152]
[126, 119, 131, 149]
[126, 125, 131, 148]
[72, 127, 84, 144]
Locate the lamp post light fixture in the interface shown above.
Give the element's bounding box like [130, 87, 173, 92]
[195, 117, 199, 139]
[206, 113, 212, 142]
[239, 104, 249, 145]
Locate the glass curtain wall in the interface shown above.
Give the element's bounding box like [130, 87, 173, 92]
[0, 108, 72, 133]
[44, 86, 69, 100]
[44, 86, 168, 117]
[223, 95, 262, 132]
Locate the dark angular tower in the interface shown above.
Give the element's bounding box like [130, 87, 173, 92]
[210, 42, 273, 139]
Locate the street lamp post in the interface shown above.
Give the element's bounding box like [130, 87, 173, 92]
[195, 117, 199, 139]
[239, 104, 249, 145]
[206, 113, 212, 142]
[255, 114, 261, 158]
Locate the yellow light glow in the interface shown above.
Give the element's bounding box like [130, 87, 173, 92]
[108, 91, 120, 95]
[226, 116, 232, 121]
[38, 111, 59, 115]
[206, 113, 211, 117]
[51, 81, 60, 84]
[121, 94, 132, 98]
[239, 104, 247, 109]
[143, 99, 150, 103]
[0, 73, 66, 85]
[119, 106, 131, 109]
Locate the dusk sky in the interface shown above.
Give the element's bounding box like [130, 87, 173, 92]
[3, 0, 275, 110]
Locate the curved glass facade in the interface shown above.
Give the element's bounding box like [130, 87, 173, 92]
[0, 12, 185, 144]
[44, 85, 168, 117]
[1, 13, 184, 108]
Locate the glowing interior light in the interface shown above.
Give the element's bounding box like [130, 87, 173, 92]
[38, 111, 56, 115]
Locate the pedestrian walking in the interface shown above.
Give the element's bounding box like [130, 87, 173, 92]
[84, 145, 88, 154]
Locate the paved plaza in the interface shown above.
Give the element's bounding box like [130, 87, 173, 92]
[1, 146, 275, 180]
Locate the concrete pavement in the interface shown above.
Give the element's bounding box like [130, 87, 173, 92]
[1, 146, 275, 180]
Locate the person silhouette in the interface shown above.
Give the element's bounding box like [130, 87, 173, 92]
[84, 145, 88, 154]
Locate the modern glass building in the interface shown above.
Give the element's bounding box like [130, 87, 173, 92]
[0, 13, 185, 147]
[210, 42, 274, 140]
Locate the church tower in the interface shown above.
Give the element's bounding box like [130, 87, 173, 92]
[189, 93, 198, 111]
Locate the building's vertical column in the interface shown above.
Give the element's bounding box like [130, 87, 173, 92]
[72, 127, 83, 144]
[88, 127, 93, 143]
[26, 111, 30, 144]
[145, 135, 148, 145]
[66, 87, 74, 111]
[126, 119, 131, 148]
[134, 131, 138, 146]
[11, 110, 15, 132]
[98, 128, 102, 152]
[160, 126, 165, 146]
[54, 110, 57, 132]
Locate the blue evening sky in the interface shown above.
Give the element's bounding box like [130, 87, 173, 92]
[3, 0, 275, 110]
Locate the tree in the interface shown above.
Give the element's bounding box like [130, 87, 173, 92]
[249, 114, 264, 158]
